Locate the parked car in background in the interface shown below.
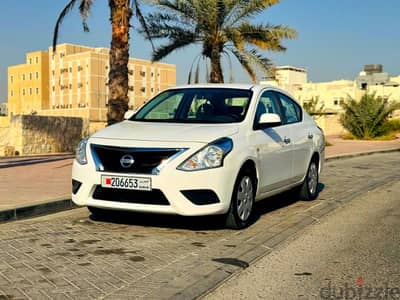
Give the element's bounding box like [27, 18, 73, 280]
[72, 84, 325, 229]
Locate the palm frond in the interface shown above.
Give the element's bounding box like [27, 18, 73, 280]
[194, 58, 200, 84]
[187, 54, 201, 84]
[228, 0, 280, 26]
[53, 0, 79, 52]
[152, 33, 197, 61]
[229, 48, 256, 82]
[132, 0, 155, 51]
[236, 23, 297, 51]
[223, 51, 234, 83]
[79, 0, 94, 32]
[205, 58, 210, 82]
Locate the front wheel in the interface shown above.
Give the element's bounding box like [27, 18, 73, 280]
[298, 159, 319, 201]
[225, 170, 255, 229]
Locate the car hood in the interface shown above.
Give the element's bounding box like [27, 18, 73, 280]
[91, 121, 239, 143]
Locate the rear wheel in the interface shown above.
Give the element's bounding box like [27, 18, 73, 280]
[225, 170, 255, 229]
[298, 159, 319, 201]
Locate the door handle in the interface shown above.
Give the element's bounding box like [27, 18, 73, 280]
[308, 133, 314, 139]
[283, 137, 291, 144]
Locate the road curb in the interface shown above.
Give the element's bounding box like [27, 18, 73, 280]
[0, 148, 399, 224]
[325, 147, 400, 161]
[0, 198, 76, 223]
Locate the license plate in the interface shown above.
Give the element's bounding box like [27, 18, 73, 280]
[101, 175, 152, 191]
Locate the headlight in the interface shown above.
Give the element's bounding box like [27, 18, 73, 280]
[76, 138, 88, 165]
[177, 138, 233, 171]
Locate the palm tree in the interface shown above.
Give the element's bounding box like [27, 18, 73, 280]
[53, 0, 149, 125]
[340, 93, 400, 139]
[144, 0, 297, 83]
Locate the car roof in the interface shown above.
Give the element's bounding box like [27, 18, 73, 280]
[166, 84, 295, 98]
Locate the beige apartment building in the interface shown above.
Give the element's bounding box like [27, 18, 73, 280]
[8, 51, 50, 115]
[261, 65, 400, 135]
[7, 43, 176, 122]
[262, 65, 400, 112]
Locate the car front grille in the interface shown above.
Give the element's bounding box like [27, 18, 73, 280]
[91, 144, 183, 174]
[92, 186, 170, 205]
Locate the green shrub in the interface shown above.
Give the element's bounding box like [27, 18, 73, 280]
[339, 93, 400, 139]
[381, 118, 400, 134]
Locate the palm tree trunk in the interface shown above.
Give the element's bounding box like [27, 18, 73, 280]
[209, 47, 224, 83]
[107, 0, 132, 125]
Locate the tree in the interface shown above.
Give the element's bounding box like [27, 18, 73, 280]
[339, 93, 400, 139]
[303, 96, 325, 118]
[53, 0, 149, 125]
[143, 0, 297, 83]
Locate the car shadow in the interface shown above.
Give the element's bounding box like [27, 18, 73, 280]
[89, 182, 326, 231]
[255, 182, 325, 219]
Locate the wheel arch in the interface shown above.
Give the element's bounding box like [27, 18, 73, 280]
[310, 151, 322, 173]
[238, 159, 259, 191]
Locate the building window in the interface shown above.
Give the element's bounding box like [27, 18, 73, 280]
[22, 74, 25, 80]
[69, 84, 72, 89]
[77, 66, 83, 71]
[140, 71, 146, 77]
[22, 89, 25, 96]
[36, 88, 39, 94]
[334, 100, 338, 105]
[35, 72, 39, 79]
[36, 57, 39, 63]
[141, 87, 146, 92]
[29, 88, 32, 95]
[10, 76, 13, 83]
[29, 58, 32, 64]
[52, 70, 55, 76]
[52, 86, 55, 92]
[29, 73, 32, 80]
[10, 90, 13, 97]
[69, 67, 72, 73]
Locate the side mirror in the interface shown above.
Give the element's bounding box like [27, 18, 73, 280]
[257, 113, 282, 128]
[124, 110, 135, 120]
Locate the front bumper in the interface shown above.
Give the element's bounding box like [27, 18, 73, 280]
[71, 158, 237, 217]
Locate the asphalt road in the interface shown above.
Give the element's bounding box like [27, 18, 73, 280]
[0, 152, 399, 299]
[204, 178, 400, 300]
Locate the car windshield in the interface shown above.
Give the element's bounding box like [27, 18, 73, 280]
[132, 88, 253, 123]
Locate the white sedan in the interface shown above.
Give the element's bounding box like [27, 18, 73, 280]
[72, 84, 325, 229]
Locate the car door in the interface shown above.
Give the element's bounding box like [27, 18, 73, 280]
[251, 90, 293, 194]
[275, 92, 312, 182]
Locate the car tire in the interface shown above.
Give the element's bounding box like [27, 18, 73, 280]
[225, 169, 256, 229]
[298, 159, 319, 201]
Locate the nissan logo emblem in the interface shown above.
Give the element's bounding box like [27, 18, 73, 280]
[120, 154, 135, 168]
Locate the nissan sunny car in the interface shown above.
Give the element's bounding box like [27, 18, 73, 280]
[72, 84, 325, 229]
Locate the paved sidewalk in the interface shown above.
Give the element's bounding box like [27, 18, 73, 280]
[0, 136, 399, 221]
[325, 134, 400, 158]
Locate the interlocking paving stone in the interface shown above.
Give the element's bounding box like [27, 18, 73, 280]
[0, 152, 398, 299]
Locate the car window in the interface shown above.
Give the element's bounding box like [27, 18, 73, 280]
[133, 88, 253, 123]
[276, 92, 302, 124]
[255, 91, 280, 123]
[144, 93, 183, 119]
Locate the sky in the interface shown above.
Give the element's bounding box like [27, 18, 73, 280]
[0, 0, 399, 102]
